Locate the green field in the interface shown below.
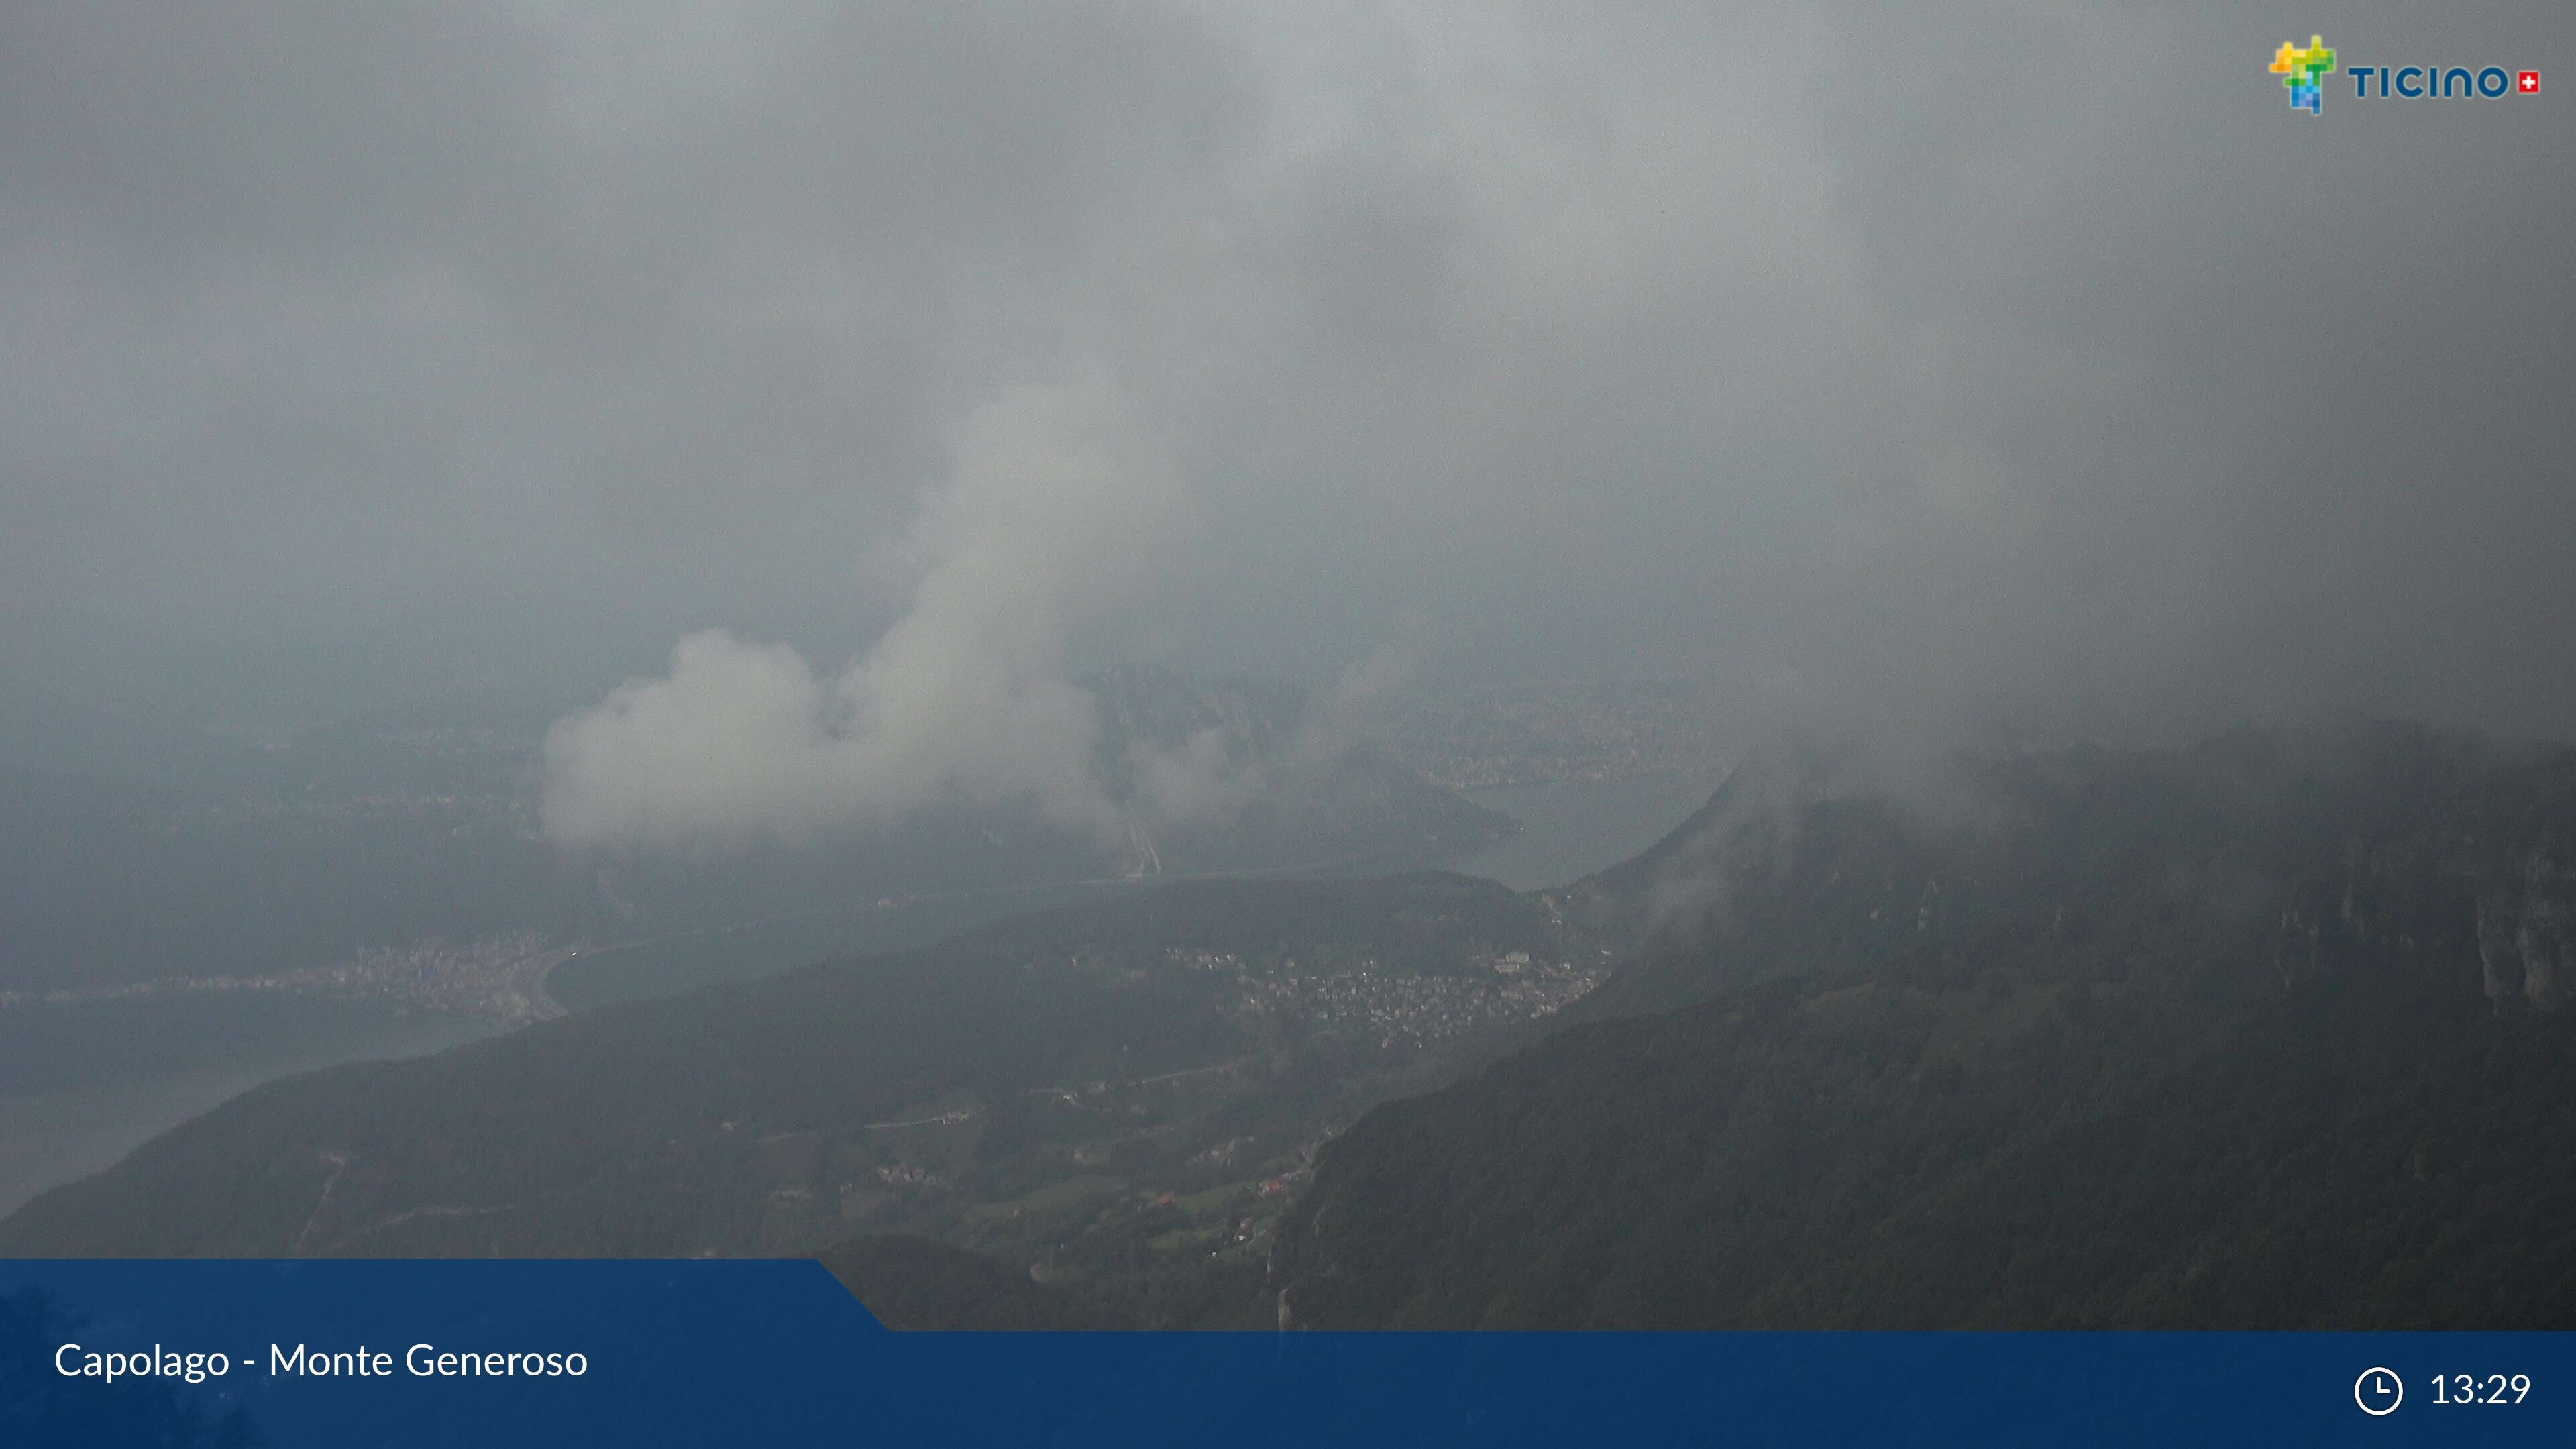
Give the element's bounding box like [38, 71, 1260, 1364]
[965, 1173, 1127, 1224]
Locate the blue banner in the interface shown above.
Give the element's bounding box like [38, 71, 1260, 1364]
[5, 1260, 2569, 1446]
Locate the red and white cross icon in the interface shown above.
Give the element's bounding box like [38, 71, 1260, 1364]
[2518, 70, 2541, 94]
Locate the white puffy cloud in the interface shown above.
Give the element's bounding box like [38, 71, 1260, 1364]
[542, 383, 1188, 848]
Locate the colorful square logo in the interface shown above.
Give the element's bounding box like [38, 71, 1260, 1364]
[2269, 35, 2338, 114]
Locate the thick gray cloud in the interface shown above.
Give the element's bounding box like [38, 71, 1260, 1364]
[541, 381, 1191, 847]
[3, 1, 2569, 809]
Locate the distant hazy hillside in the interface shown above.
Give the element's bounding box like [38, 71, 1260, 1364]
[1271, 724, 2576, 1328]
[0, 873, 1576, 1272]
[25, 720, 2574, 1332]
[0, 667, 1508, 993]
[0, 764, 580, 994]
[1083, 662, 1509, 876]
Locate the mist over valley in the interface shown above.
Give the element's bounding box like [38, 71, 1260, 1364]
[1, 0, 2569, 1346]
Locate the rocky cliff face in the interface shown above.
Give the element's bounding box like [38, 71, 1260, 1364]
[2480, 854, 2575, 1010]
[1554, 726, 2576, 1026]
[1265, 729, 2576, 1330]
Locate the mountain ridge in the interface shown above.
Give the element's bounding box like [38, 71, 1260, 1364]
[1267, 724, 2576, 1328]
[15, 719, 2575, 1334]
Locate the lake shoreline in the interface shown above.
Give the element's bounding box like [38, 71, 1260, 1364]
[0, 771, 1719, 1218]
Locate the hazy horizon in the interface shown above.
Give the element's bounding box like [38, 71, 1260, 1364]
[5, 1, 2569, 841]
[9, 2, 2576, 1380]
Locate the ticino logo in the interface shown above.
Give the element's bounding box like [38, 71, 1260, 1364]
[2268, 35, 2540, 114]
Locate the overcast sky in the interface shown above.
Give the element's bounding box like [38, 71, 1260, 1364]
[5, 0, 2569, 764]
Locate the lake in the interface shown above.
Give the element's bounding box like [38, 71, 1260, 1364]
[0, 994, 496, 1217]
[0, 773, 1717, 1217]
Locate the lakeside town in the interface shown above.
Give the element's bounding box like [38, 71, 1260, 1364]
[786, 936, 1611, 1275]
[1195, 944, 1605, 1055]
[0, 932, 578, 1025]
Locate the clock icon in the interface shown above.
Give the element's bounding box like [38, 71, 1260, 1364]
[2356, 1367, 2404, 1416]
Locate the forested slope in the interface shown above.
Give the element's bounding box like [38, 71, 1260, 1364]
[1273, 727, 2576, 1328]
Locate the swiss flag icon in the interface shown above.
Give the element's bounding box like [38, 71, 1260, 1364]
[2518, 70, 2541, 93]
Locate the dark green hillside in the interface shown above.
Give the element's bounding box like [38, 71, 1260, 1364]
[1271, 729, 2576, 1328]
[819, 1235, 1130, 1330]
[0, 873, 1571, 1265]
[25, 720, 2574, 1332]
[1556, 722, 2514, 1022]
[1275, 950, 2576, 1328]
